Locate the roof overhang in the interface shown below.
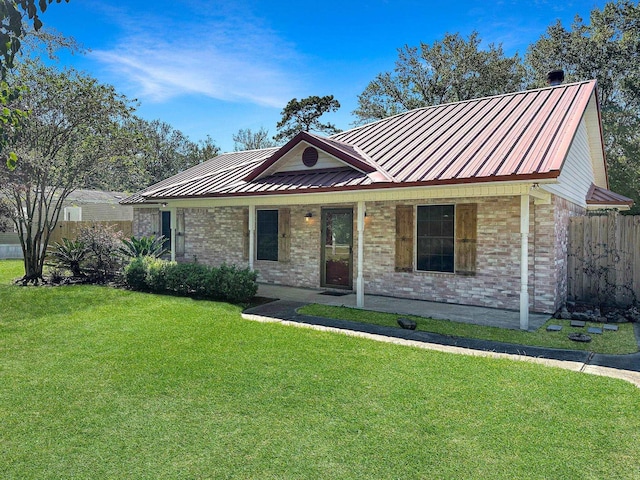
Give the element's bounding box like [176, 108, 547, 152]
[586, 184, 633, 211]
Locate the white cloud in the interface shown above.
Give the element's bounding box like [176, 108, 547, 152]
[90, 5, 301, 107]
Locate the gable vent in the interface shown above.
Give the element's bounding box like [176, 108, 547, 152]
[302, 147, 318, 167]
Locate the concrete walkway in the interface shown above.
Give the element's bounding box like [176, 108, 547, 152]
[245, 285, 640, 388]
[256, 284, 550, 330]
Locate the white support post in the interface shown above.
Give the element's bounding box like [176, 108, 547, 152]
[248, 205, 256, 271]
[170, 207, 176, 262]
[520, 194, 530, 330]
[356, 201, 365, 308]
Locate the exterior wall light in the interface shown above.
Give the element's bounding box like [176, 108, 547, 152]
[305, 212, 313, 222]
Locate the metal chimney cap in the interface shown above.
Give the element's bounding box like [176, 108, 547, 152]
[547, 69, 565, 86]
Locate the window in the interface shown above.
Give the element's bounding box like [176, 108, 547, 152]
[416, 205, 454, 272]
[161, 210, 171, 251]
[257, 210, 278, 261]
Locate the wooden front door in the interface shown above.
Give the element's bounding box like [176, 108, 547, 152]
[321, 208, 353, 289]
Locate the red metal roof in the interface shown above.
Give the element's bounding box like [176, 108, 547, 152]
[586, 184, 633, 208]
[123, 80, 599, 204]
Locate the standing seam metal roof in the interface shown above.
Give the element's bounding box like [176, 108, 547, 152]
[122, 80, 599, 204]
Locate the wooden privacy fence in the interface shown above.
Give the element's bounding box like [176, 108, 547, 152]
[568, 213, 640, 306]
[49, 221, 133, 246]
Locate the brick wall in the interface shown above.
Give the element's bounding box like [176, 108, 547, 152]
[133, 194, 581, 313]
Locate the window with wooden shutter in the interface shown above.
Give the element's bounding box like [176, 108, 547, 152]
[416, 205, 454, 272]
[257, 210, 278, 261]
[455, 203, 477, 275]
[278, 208, 291, 263]
[395, 205, 414, 272]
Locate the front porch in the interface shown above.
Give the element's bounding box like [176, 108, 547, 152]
[255, 284, 550, 331]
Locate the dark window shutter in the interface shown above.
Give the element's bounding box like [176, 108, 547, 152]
[455, 203, 477, 275]
[242, 208, 249, 260]
[175, 210, 185, 256]
[395, 205, 414, 272]
[278, 208, 291, 262]
[152, 210, 160, 236]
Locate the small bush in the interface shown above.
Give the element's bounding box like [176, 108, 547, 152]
[123, 258, 258, 304]
[120, 235, 168, 259]
[78, 224, 124, 282]
[47, 238, 88, 277]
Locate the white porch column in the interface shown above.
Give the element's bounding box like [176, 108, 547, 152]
[356, 201, 365, 308]
[169, 207, 177, 262]
[520, 194, 530, 330]
[248, 205, 256, 271]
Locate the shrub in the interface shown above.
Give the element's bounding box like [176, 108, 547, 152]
[124, 257, 147, 290]
[123, 258, 258, 304]
[47, 238, 88, 277]
[119, 235, 168, 259]
[78, 224, 124, 282]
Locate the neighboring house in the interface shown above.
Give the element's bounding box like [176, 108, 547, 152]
[61, 189, 134, 222]
[122, 80, 632, 329]
[0, 189, 133, 259]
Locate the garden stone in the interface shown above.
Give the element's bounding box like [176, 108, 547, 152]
[571, 312, 594, 322]
[558, 306, 572, 320]
[568, 333, 592, 343]
[546, 325, 562, 332]
[587, 327, 603, 335]
[397, 318, 417, 330]
[603, 324, 619, 332]
[570, 320, 586, 328]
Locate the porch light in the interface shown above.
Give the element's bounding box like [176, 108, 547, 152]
[305, 212, 313, 221]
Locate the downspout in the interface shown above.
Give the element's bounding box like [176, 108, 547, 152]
[356, 201, 365, 308]
[520, 194, 530, 330]
[249, 205, 256, 271]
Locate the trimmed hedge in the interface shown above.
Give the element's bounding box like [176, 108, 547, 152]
[124, 257, 258, 304]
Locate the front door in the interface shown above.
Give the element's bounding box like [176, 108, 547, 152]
[321, 208, 353, 289]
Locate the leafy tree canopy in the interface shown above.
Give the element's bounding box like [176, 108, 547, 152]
[525, 0, 640, 213]
[274, 95, 341, 142]
[353, 31, 524, 124]
[233, 127, 276, 151]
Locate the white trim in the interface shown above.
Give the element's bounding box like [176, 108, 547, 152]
[520, 194, 530, 331]
[248, 206, 256, 270]
[356, 201, 365, 308]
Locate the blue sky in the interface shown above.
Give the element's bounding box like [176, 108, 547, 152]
[37, 0, 606, 153]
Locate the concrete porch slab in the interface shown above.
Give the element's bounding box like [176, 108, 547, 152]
[256, 284, 550, 331]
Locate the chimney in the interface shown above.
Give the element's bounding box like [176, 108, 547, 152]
[547, 69, 565, 86]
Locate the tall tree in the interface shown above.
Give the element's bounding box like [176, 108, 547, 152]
[1, 0, 69, 169]
[525, 0, 640, 213]
[274, 95, 341, 142]
[353, 31, 524, 124]
[233, 127, 276, 151]
[0, 60, 135, 283]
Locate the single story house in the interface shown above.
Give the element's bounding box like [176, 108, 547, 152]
[122, 80, 632, 329]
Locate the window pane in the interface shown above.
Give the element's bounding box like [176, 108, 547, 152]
[257, 210, 278, 261]
[416, 205, 455, 273]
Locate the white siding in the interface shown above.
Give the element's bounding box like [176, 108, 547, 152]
[543, 118, 594, 207]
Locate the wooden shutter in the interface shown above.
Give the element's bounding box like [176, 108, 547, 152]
[242, 208, 249, 260]
[455, 203, 477, 275]
[395, 205, 414, 272]
[175, 210, 185, 256]
[278, 208, 291, 262]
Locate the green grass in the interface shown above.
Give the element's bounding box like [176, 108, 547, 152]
[1, 259, 640, 479]
[299, 304, 639, 355]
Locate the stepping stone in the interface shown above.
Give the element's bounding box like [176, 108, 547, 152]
[397, 318, 416, 330]
[603, 324, 619, 332]
[546, 325, 563, 332]
[587, 327, 603, 334]
[570, 320, 586, 328]
[568, 333, 591, 343]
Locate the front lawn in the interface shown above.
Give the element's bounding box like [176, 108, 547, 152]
[299, 304, 639, 355]
[1, 259, 639, 479]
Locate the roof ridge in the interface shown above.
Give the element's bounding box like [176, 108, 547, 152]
[334, 80, 597, 138]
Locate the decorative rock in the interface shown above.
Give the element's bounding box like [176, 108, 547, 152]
[570, 320, 586, 328]
[609, 314, 629, 324]
[571, 312, 594, 322]
[594, 307, 601, 317]
[568, 333, 592, 343]
[546, 325, 563, 332]
[558, 306, 572, 320]
[587, 327, 603, 334]
[597, 316, 608, 323]
[397, 318, 417, 330]
[603, 324, 619, 332]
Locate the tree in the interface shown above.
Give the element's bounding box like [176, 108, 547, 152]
[1, 0, 69, 169]
[88, 121, 220, 192]
[274, 95, 341, 142]
[353, 32, 524, 124]
[233, 127, 276, 151]
[525, 0, 640, 213]
[0, 60, 135, 283]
